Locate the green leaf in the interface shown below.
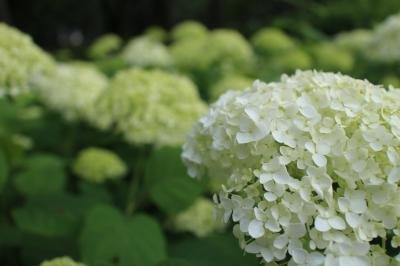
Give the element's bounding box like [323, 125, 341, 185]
[0, 148, 8, 192]
[12, 193, 104, 237]
[156, 258, 194, 266]
[145, 147, 203, 214]
[80, 205, 166, 266]
[170, 234, 261, 266]
[14, 153, 66, 196]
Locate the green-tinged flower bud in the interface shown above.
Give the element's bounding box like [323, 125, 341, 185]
[0, 23, 54, 96]
[310, 43, 354, 72]
[210, 75, 252, 102]
[250, 28, 297, 56]
[171, 20, 208, 41]
[34, 62, 108, 121]
[73, 147, 127, 183]
[121, 37, 171, 68]
[87, 34, 123, 60]
[40, 256, 85, 266]
[144, 26, 167, 42]
[173, 198, 223, 237]
[92, 68, 207, 146]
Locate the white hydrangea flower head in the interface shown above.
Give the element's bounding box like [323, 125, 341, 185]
[173, 198, 224, 237]
[121, 37, 172, 68]
[365, 13, 400, 63]
[0, 23, 54, 96]
[73, 147, 127, 183]
[183, 70, 400, 265]
[87, 33, 123, 59]
[93, 68, 207, 146]
[34, 62, 108, 121]
[40, 256, 86, 266]
[171, 20, 208, 41]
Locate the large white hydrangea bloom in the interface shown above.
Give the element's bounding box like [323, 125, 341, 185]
[183, 70, 400, 265]
[365, 13, 400, 63]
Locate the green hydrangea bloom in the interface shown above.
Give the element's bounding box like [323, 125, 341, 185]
[210, 75, 253, 102]
[34, 62, 108, 121]
[92, 68, 207, 146]
[40, 256, 85, 266]
[365, 13, 400, 63]
[250, 27, 297, 56]
[170, 37, 210, 72]
[271, 48, 312, 72]
[0, 23, 54, 96]
[87, 33, 123, 59]
[144, 26, 167, 42]
[174, 198, 223, 237]
[73, 147, 127, 183]
[310, 43, 354, 72]
[171, 20, 208, 41]
[334, 29, 371, 52]
[121, 37, 171, 68]
[382, 75, 400, 88]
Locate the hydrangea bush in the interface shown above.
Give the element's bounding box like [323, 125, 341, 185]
[183, 70, 400, 265]
[92, 68, 207, 145]
[0, 23, 54, 96]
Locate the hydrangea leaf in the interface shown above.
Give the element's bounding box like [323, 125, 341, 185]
[145, 147, 203, 214]
[80, 205, 166, 266]
[0, 147, 8, 191]
[170, 234, 260, 266]
[13, 154, 66, 196]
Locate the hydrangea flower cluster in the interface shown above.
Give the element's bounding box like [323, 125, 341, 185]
[40, 256, 85, 266]
[365, 13, 400, 63]
[250, 28, 297, 56]
[210, 75, 253, 102]
[34, 62, 108, 121]
[183, 70, 400, 265]
[171, 20, 208, 41]
[173, 198, 223, 237]
[311, 43, 354, 72]
[334, 29, 372, 53]
[0, 23, 54, 96]
[270, 48, 312, 73]
[87, 33, 122, 59]
[93, 68, 207, 146]
[73, 147, 127, 183]
[121, 37, 172, 68]
[144, 26, 168, 42]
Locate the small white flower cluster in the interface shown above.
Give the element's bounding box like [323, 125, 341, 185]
[183, 70, 400, 265]
[365, 13, 400, 63]
[121, 37, 172, 68]
[34, 62, 108, 121]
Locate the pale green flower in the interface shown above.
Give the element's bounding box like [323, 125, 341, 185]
[121, 37, 171, 68]
[270, 48, 312, 72]
[365, 13, 400, 62]
[210, 75, 252, 102]
[87, 33, 122, 59]
[92, 68, 207, 146]
[170, 37, 210, 72]
[0, 23, 54, 96]
[183, 70, 400, 265]
[34, 62, 108, 121]
[334, 29, 372, 52]
[73, 147, 127, 183]
[251, 28, 297, 56]
[40, 256, 85, 266]
[310, 43, 354, 72]
[171, 20, 208, 41]
[144, 26, 167, 42]
[174, 198, 223, 237]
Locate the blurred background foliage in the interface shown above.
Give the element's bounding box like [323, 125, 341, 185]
[1, 0, 400, 50]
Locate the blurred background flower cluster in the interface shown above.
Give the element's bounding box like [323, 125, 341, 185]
[1, 0, 400, 265]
